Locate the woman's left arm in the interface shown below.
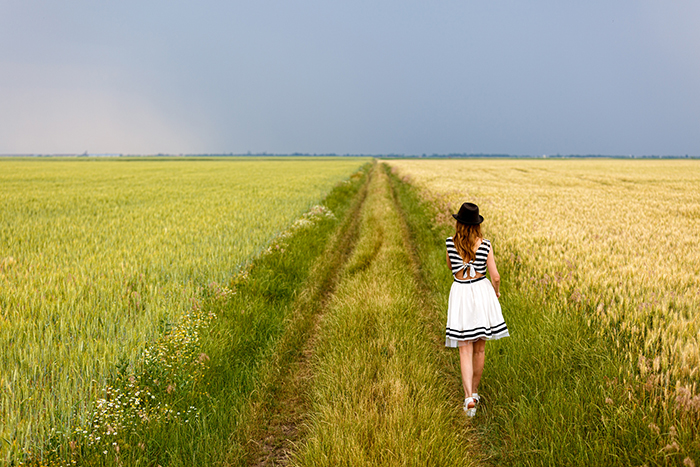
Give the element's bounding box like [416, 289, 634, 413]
[486, 247, 501, 298]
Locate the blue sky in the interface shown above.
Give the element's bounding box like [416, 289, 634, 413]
[1, 1, 699, 155]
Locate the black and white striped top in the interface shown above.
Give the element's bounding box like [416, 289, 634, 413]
[446, 237, 491, 282]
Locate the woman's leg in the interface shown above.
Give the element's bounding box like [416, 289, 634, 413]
[472, 339, 486, 394]
[458, 341, 474, 398]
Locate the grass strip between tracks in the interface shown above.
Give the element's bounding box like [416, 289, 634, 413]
[386, 165, 700, 466]
[290, 164, 479, 466]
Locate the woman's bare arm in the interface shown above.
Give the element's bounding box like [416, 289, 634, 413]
[486, 248, 501, 298]
[446, 249, 452, 271]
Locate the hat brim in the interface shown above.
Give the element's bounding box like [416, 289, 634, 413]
[452, 213, 484, 225]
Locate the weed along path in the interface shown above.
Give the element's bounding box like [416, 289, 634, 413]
[237, 163, 370, 466]
[245, 164, 481, 466]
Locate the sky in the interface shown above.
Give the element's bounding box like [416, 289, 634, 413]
[1, 1, 699, 156]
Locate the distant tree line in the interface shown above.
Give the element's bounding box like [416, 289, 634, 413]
[2, 153, 697, 159]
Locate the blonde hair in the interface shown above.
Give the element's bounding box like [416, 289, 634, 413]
[453, 221, 482, 263]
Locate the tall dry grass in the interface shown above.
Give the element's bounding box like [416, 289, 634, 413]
[385, 161, 700, 465]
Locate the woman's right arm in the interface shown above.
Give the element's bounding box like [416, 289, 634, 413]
[446, 249, 452, 271]
[486, 248, 501, 298]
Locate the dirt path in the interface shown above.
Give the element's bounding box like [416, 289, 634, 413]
[240, 164, 480, 466]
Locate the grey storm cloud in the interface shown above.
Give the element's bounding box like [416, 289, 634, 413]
[1, 0, 699, 156]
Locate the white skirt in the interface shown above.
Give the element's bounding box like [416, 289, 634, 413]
[445, 276, 510, 347]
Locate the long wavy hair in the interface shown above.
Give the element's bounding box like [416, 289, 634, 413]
[453, 221, 482, 263]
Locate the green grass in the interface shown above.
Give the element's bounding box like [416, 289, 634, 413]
[386, 165, 700, 466]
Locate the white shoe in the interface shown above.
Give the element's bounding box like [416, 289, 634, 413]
[464, 397, 476, 417]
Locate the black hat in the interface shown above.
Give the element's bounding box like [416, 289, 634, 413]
[452, 202, 483, 225]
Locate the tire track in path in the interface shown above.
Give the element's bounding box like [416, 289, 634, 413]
[233, 166, 372, 467]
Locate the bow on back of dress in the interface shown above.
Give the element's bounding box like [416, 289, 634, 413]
[456, 261, 477, 278]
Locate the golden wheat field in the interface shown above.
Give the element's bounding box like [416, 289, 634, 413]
[385, 159, 700, 397]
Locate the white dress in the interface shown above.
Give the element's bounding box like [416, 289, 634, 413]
[445, 237, 510, 347]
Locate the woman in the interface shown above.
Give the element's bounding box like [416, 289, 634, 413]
[445, 202, 509, 417]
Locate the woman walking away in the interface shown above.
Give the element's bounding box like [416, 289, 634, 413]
[445, 202, 509, 417]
